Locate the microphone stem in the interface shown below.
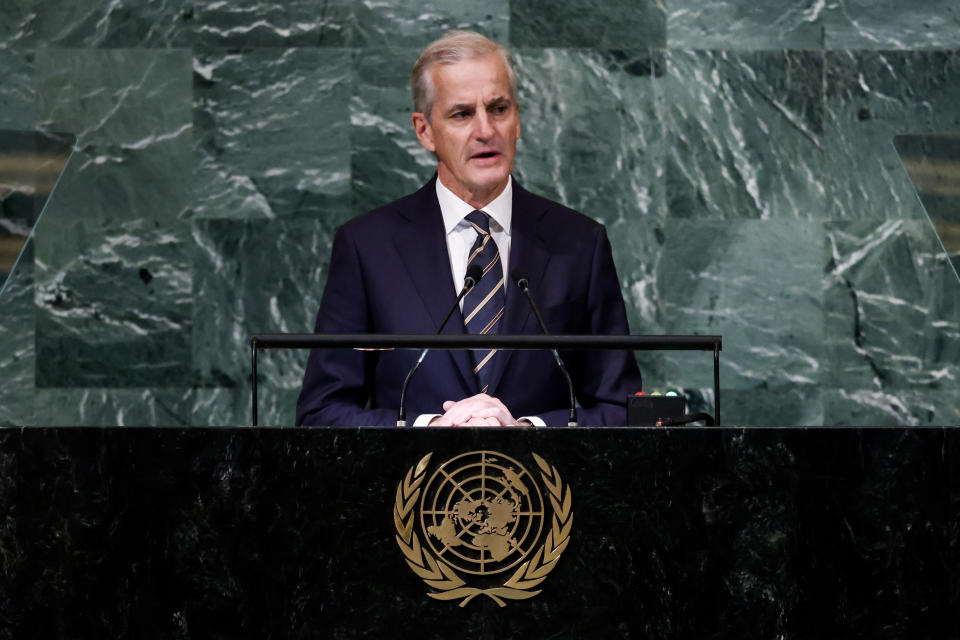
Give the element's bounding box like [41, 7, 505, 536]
[397, 349, 429, 426]
[437, 283, 473, 331]
[397, 276, 477, 426]
[519, 284, 578, 427]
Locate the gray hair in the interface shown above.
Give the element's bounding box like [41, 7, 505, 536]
[410, 30, 518, 120]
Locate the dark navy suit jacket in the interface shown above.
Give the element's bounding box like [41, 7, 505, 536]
[295, 176, 642, 426]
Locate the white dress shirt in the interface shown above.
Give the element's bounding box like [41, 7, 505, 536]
[413, 175, 543, 427]
[436, 175, 512, 300]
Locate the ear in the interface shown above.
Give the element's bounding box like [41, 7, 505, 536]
[412, 112, 436, 153]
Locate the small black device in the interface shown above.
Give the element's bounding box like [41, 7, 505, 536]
[627, 395, 686, 426]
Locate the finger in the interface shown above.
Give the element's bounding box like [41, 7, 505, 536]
[462, 416, 500, 427]
[475, 394, 513, 420]
[444, 395, 511, 425]
[445, 408, 473, 425]
[448, 401, 487, 424]
[431, 414, 453, 426]
[438, 401, 471, 425]
[469, 406, 511, 422]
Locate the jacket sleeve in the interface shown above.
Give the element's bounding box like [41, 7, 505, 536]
[562, 225, 643, 426]
[295, 225, 396, 427]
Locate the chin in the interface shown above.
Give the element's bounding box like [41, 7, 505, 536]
[469, 169, 509, 189]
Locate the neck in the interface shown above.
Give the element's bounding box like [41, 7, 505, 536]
[437, 172, 508, 210]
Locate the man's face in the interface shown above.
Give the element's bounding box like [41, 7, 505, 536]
[412, 54, 520, 209]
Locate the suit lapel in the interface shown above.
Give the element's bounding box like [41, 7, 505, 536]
[484, 180, 553, 396]
[392, 177, 477, 393]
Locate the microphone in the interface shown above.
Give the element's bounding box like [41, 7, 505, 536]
[397, 264, 483, 426]
[512, 269, 578, 427]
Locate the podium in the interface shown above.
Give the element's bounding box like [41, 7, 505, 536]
[1, 426, 957, 637]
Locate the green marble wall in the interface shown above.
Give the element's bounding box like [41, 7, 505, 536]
[1, 0, 958, 426]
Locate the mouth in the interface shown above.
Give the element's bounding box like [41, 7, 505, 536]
[470, 150, 501, 161]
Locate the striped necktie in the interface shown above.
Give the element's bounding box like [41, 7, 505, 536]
[462, 210, 505, 394]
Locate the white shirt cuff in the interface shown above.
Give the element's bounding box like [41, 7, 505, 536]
[518, 416, 545, 426]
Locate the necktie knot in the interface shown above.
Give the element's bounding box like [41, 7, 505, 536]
[465, 210, 491, 235]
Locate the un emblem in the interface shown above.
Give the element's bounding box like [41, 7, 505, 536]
[394, 450, 573, 607]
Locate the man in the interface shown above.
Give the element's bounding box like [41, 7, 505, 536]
[296, 31, 642, 427]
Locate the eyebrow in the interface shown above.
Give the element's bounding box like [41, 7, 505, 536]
[446, 103, 476, 115]
[444, 96, 513, 115]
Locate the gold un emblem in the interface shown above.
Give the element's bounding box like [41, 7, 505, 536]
[394, 450, 573, 607]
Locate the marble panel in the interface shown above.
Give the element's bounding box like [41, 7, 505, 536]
[722, 386, 823, 427]
[666, 0, 826, 50]
[191, 217, 331, 425]
[510, 0, 665, 48]
[32, 387, 189, 426]
[349, 47, 437, 216]
[28, 385, 290, 426]
[824, 50, 960, 221]
[35, 48, 192, 148]
[194, 0, 352, 47]
[823, 220, 960, 394]
[825, 0, 960, 49]
[25, 141, 192, 228]
[28, 385, 286, 426]
[823, 389, 960, 426]
[248, 380, 302, 427]
[32, 0, 194, 48]
[193, 48, 351, 220]
[664, 50, 826, 220]
[354, 0, 508, 49]
[659, 219, 824, 392]
[513, 49, 665, 228]
[0, 52, 34, 130]
[0, 243, 35, 426]
[512, 49, 666, 342]
[0, 0, 35, 47]
[33, 218, 193, 388]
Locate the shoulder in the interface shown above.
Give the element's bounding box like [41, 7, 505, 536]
[339, 183, 434, 236]
[513, 180, 607, 240]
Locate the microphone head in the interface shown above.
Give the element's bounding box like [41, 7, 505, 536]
[464, 264, 483, 288]
[511, 268, 529, 291]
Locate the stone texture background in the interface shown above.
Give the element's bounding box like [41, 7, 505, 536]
[1, 0, 958, 426]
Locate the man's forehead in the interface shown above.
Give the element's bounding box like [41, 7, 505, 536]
[430, 56, 513, 105]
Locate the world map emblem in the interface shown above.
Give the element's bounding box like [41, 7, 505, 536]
[394, 450, 573, 606]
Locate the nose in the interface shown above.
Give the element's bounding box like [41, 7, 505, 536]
[472, 109, 495, 140]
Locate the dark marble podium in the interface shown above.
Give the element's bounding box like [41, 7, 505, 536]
[1, 426, 957, 639]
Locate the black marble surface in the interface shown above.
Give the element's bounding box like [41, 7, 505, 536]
[0, 426, 956, 639]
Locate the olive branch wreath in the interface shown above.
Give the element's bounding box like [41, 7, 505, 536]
[394, 452, 573, 607]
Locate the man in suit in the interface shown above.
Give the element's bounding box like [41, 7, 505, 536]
[296, 31, 642, 427]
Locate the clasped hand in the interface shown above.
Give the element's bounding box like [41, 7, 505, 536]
[429, 393, 526, 427]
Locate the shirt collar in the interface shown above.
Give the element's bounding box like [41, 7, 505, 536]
[436, 175, 513, 235]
